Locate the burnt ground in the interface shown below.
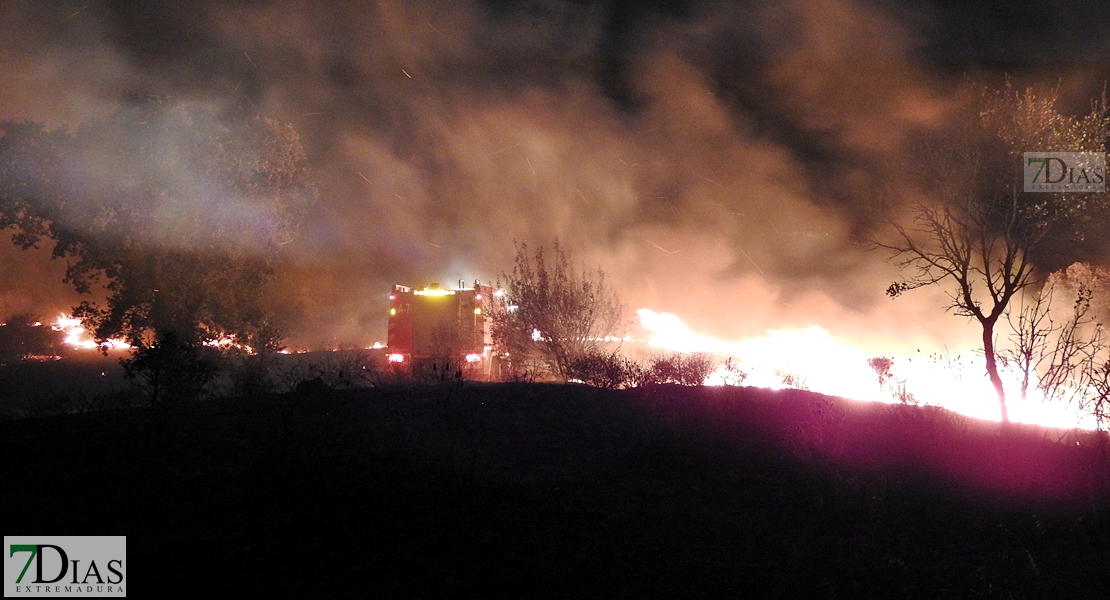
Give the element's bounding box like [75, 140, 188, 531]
[4, 382, 1110, 598]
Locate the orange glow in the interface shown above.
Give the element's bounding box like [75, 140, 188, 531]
[637, 309, 1099, 430]
[387, 353, 405, 363]
[465, 353, 482, 363]
[203, 336, 255, 354]
[52, 315, 131, 351]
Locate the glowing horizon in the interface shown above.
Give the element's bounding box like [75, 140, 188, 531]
[637, 308, 1101, 431]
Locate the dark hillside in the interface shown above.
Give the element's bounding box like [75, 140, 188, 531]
[0, 351, 132, 416]
[4, 384, 1108, 598]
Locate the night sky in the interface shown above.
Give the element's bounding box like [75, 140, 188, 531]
[3, 0, 1110, 350]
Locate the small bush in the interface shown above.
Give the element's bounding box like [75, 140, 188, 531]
[892, 380, 918, 405]
[223, 349, 279, 397]
[867, 357, 894, 387]
[121, 331, 222, 406]
[716, 357, 749, 386]
[647, 351, 714, 386]
[774, 369, 809, 391]
[568, 350, 645, 389]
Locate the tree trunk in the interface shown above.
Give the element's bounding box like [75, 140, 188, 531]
[981, 318, 1009, 424]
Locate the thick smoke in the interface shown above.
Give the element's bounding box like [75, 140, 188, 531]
[2, 0, 1110, 351]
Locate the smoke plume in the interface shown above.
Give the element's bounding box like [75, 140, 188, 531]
[3, 0, 1110, 351]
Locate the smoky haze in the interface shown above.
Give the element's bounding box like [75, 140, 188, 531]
[3, 0, 1110, 351]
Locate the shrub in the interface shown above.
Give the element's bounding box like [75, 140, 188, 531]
[775, 369, 809, 391]
[647, 351, 714, 386]
[568, 350, 645, 389]
[716, 357, 749, 386]
[223, 349, 279, 397]
[121, 331, 222, 406]
[491, 241, 627, 381]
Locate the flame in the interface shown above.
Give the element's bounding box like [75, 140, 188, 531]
[637, 309, 1099, 430]
[52, 315, 267, 354]
[51, 315, 131, 351]
[203, 336, 255, 354]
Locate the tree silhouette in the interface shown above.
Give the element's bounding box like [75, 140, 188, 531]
[491, 241, 627, 381]
[0, 94, 316, 402]
[1001, 264, 1110, 430]
[879, 83, 1110, 423]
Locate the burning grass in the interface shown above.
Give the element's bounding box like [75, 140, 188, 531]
[3, 381, 1108, 597]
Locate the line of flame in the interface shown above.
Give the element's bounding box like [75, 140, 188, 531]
[637, 308, 1098, 430]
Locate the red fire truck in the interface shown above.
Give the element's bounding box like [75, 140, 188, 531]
[386, 281, 499, 379]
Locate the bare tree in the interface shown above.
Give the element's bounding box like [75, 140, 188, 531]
[882, 186, 1036, 423]
[1002, 271, 1092, 403]
[878, 82, 1110, 424]
[491, 241, 627, 381]
[1003, 264, 1110, 430]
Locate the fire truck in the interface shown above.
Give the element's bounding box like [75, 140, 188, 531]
[386, 281, 499, 379]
